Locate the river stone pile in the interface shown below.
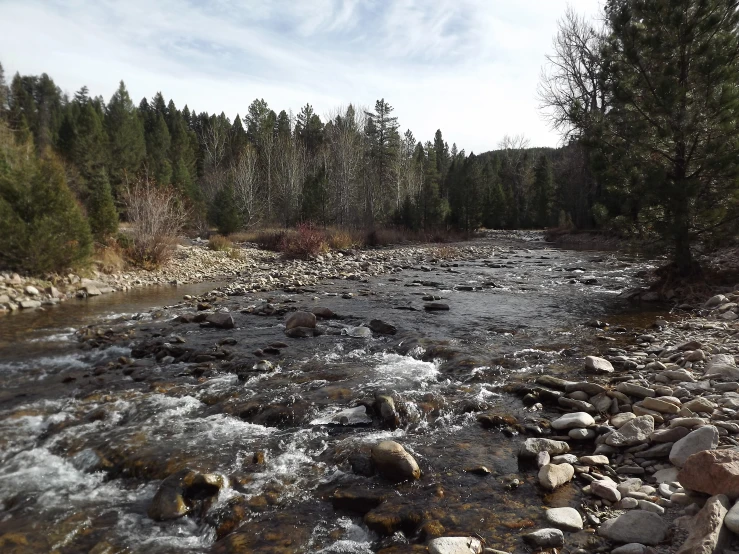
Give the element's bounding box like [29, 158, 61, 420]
[513, 288, 739, 552]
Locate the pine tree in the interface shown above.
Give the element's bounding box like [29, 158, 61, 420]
[146, 112, 172, 186]
[533, 155, 554, 227]
[209, 183, 240, 235]
[596, 0, 739, 272]
[87, 168, 118, 240]
[105, 81, 145, 196]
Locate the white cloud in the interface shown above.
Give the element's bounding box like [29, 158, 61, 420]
[0, 0, 602, 151]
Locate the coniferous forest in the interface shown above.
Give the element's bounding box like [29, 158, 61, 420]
[2, 0, 739, 276]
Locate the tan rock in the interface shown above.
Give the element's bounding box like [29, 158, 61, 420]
[675, 494, 730, 554]
[371, 441, 421, 482]
[678, 449, 739, 499]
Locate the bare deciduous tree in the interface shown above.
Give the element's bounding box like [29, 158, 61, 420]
[231, 144, 260, 228]
[538, 6, 607, 140]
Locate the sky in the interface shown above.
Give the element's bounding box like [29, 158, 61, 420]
[0, 0, 602, 153]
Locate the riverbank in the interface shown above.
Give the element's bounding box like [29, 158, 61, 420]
[1, 234, 738, 553]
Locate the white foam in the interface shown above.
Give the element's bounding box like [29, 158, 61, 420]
[368, 352, 439, 390]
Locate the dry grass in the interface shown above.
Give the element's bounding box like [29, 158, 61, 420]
[278, 223, 328, 259]
[93, 242, 127, 274]
[429, 245, 460, 260]
[208, 234, 233, 251]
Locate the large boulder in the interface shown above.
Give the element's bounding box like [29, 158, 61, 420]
[669, 426, 719, 468]
[205, 312, 235, 329]
[285, 311, 316, 330]
[598, 511, 668, 545]
[371, 441, 420, 482]
[678, 449, 739, 499]
[675, 494, 730, 554]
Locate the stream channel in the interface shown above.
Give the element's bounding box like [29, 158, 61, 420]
[0, 236, 668, 553]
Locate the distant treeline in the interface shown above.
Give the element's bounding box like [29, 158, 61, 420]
[0, 61, 601, 243]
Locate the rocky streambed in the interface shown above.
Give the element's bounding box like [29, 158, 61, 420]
[2, 234, 739, 554]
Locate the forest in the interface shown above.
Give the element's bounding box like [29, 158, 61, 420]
[2, 0, 739, 275]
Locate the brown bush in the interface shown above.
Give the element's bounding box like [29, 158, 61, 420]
[326, 228, 357, 250]
[123, 179, 189, 268]
[93, 241, 127, 274]
[208, 234, 233, 251]
[278, 223, 327, 259]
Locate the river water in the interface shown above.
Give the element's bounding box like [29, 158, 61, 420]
[0, 237, 666, 553]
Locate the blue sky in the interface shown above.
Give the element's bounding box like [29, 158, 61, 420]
[0, 0, 601, 152]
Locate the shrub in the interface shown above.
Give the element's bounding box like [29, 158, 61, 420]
[94, 241, 126, 274]
[278, 223, 327, 259]
[123, 178, 189, 268]
[208, 234, 233, 251]
[254, 229, 288, 251]
[0, 127, 92, 273]
[326, 228, 356, 250]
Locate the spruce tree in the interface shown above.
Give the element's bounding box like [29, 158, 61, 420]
[87, 168, 118, 240]
[533, 155, 554, 227]
[105, 81, 145, 196]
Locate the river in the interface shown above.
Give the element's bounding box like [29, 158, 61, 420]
[0, 236, 667, 553]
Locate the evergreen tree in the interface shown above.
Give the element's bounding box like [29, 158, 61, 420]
[87, 168, 118, 240]
[145, 112, 172, 186]
[532, 154, 554, 227]
[596, 0, 739, 272]
[105, 81, 145, 195]
[420, 146, 448, 228]
[209, 183, 240, 235]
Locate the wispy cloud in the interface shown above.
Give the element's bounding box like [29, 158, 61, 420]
[0, 0, 601, 151]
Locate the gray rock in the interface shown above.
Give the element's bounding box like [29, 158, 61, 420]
[427, 537, 483, 554]
[569, 428, 596, 440]
[617, 382, 656, 399]
[586, 356, 614, 374]
[519, 438, 570, 459]
[598, 511, 668, 545]
[424, 302, 450, 311]
[24, 285, 39, 295]
[592, 479, 621, 502]
[650, 426, 690, 443]
[605, 416, 655, 447]
[369, 319, 397, 335]
[545, 507, 583, 531]
[637, 500, 664, 514]
[538, 463, 574, 490]
[522, 528, 564, 548]
[675, 494, 730, 554]
[705, 354, 739, 381]
[724, 498, 739, 535]
[669, 425, 719, 468]
[611, 545, 655, 554]
[205, 312, 235, 329]
[551, 412, 595, 430]
[19, 300, 41, 309]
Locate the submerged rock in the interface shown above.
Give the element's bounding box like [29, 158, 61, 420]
[286, 311, 316, 330]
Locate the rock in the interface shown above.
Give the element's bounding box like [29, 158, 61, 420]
[683, 397, 717, 413]
[522, 528, 564, 548]
[598, 511, 668, 545]
[653, 467, 679, 484]
[545, 507, 583, 531]
[705, 354, 739, 381]
[642, 397, 680, 414]
[675, 494, 730, 554]
[617, 497, 639, 509]
[551, 412, 595, 430]
[310, 406, 372, 426]
[19, 300, 41, 309]
[286, 311, 316, 330]
[612, 545, 655, 554]
[637, 500, 664, 514]
[724, 499, 739, 534]
[427, 537, 483, 554]
[611, 413, 637, 428]
[369, 319, 397, 335]
[605, 416, 655, 447]
[519, 438, 570, 459]
[591, 479, 621, 502]
[537, 451, 550, 468]
[569, 428, 595, 440]
[205, 313, 235, 329]
[375, 393, 399, 428]
[678, 449, 739, 499]
[586, 356, 614, 374]
[669, 425, 719, 468]
[705, 294, 727, 308]
[371, 441, 421, 482]
[85, 285, 102, 296]
[312, 306, 335, 319]
[538, 463, 575, 490]
[650, 426, 690, 443]
[424, 302, 450, 311]
[24, 285, 39, 295]
[285, 326, 316, 338]
[617, 382, 656, 399]
[580, 455, 609, 466]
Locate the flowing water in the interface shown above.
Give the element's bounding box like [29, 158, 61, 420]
[0, 237, 668, 553]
